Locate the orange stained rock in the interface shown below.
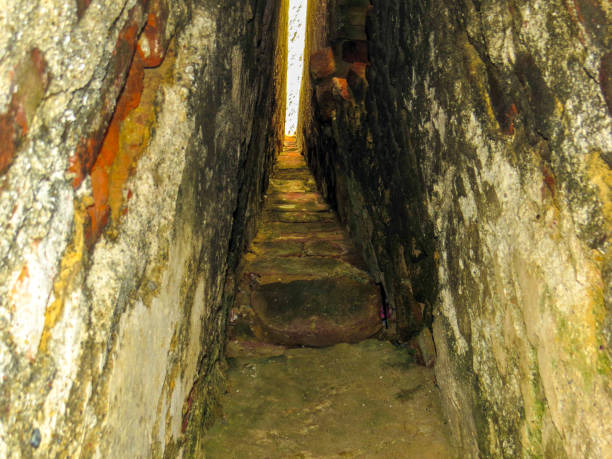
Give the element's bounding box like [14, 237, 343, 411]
[505, 103, 518, 135]
[349, 61, 367, 80]
[108, 65, 164, 223]
[68, 2, 147, 189]
[86, 53, 145, 246]
[310, 48, 336, 80]
[138, 0, 171, 67]
[332, 77, 351, 101]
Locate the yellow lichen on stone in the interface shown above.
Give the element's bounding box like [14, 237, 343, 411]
[461, 36, 497, 126]
[586, 150, 611, 375]
[38, 198, 89, 352]
[109, 42, 177, 227]
[554, 258, 609, 388]
[587, 151, 612, 230]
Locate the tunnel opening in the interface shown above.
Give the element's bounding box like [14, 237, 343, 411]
[284, 0, 308, 136]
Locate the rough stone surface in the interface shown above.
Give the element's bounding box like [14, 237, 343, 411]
[0, 0, 287, 456]
[203, 340, 453, 458]
[310, 47, 336, 79]
[300, 0, 611, 457]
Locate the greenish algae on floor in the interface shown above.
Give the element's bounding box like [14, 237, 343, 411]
[202, 340, 454, 458]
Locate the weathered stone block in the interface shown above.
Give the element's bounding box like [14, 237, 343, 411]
[251, 277, 381, 347]
[414, 327, 436, 368]
[342, 40, 368, 63]
[315, 79, 336, 120]
[332, 77, 351, 101]
[310, 47, 336, 79]
[346, 61, 368, 96]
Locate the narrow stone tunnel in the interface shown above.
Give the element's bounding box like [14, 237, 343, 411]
[0, 0, 610, 457]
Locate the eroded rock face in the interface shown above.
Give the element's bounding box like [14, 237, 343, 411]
[0, 0, 287, 456]
[300, 0, 611, 457]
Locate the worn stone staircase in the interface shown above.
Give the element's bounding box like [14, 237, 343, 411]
[227, 136, 382, 354]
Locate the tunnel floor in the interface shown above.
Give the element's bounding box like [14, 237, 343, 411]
[202, 138, 452, 456]
[202, 340, 452, 457]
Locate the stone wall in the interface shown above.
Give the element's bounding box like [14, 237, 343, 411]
[300, 0, 611, 457]
[0, 0, 287, 457]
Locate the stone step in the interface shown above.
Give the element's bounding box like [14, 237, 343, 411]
[250, 277, 381, 347]
[273, 167, 311, 180]
[243, 256, 370, 284]
[268, 178, 318, 194]
[262, 210, 337, 224]
[275, 156, 307, 169]
[247, 239, 352, 258]
[252, 223, 345, 242]
[228, 139, 382, 349]
[265, 192, 331, 212]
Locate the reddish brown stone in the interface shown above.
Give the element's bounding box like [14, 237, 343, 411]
[137, 0, 170, 67]
[541, 164, 556, 200]
[251, 277, 382, 347]
[599, 52, 612, 116]
[410, 302, 425, 326]
[342, 40, 368, 63]
[573, 0, 607, 46]
[76, 0, 92, 19]
[85, 53, 145, 247]
[315, 79, 336, 121]
[0, 49, 49, 176]
[182, 384, 196, 434]
[350, 62, 367, 80]
[69, 3, 148, 188]
[30, 49, 49, 86]
[409, 327, 436, 367]
[0, 111, 17, 176]
[505, 103, 518, 136]
[310, 48, 336, 80]
[347, 62, 368, 97]
[332, 77, 351, 101]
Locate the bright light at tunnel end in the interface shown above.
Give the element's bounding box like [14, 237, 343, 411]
[285, 0, 308, 136]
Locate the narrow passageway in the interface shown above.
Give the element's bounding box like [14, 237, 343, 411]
[204, 137, 453, 457]
[0, 0, 609, 456]
[227, 136, 381, 351]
